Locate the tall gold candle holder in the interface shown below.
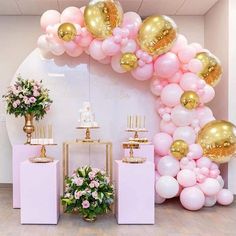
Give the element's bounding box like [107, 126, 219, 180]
[76, 126, 100, 143]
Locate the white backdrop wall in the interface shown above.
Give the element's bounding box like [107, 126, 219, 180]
[0, 15, 204, 183]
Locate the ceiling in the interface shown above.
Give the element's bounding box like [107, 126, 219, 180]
[0, 0, 219, 16]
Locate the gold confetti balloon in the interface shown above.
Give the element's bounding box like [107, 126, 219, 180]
[180, 91, 199, 110]
[137, 15, 177, 56]
[197, 120, 236, 164]
[120, 53, 138, 71]
[84, 0, 123, 39]
[170, 140, 189, 160]
[57, 22, 77, 42]
[196, 52, 222, 87]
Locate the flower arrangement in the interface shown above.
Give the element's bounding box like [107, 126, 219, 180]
[2, 75, 52, 120]
[61, 166, 114, 221]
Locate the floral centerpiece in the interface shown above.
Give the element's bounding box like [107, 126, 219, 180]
[2, 75, 52, 143]
[61, 166, 114, 222]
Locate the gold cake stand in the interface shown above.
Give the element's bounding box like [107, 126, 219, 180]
[76, 126, 100, 142]
[29, 144, 57, 163]
[126, 128, 149, 143]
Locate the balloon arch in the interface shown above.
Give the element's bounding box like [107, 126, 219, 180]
[37, 0, 235, 210]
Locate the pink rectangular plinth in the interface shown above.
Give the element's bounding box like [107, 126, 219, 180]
[12, 144, 41, 208]
[20, 160, 60, 224]
[124, 144, 154, 162]
[115, 160, 155, 224]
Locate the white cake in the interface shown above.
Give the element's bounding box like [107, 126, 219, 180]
[78, 102, 98, 127]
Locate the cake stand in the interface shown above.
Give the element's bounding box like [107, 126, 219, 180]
[76, 126, 100, 142]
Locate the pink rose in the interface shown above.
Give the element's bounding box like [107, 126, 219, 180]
[72, 177, 84, 186]
[82, 200, 90, 209]
[92, 191, 98, 199]
[29, 97, 36, 103]
[75, 191, 83, 199]
[89, 182, 95, 188]
[93, 180, 99, 188]
[33, 91, 40, 97]
[88, 171, 96, 180]
[13, 101, 18, 108]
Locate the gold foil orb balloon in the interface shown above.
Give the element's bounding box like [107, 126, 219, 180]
[196, 52, 222, 87]
[84, 0, 123, 39]
[180, 91, 199, 110]
[197, 120, 236, 164]
[58, 23, 77, 42]
[137, 15, 177, 56]
[120, 53, 138, 71]
[170, 140, 189, 160]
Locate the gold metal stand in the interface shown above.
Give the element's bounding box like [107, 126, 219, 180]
[29, 144, 57, 163]
[76, 126, 100, 142]
[126, 128, 149, 143]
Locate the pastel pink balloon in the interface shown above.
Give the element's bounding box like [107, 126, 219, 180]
[180, 186, 205, 211]
[40, 10, 61, 32]
[199, 116, 215, 128]
[49, 42, 65, 56]
[37, 35, 50, 52]
[156, 176, 179, 199]
[177, 169, 197, 187]
[178, 45, 196, 63]
[217, 176, 225, 189]
[210, 163, 219, 170]
[154, 155, 162, 170]
[61, 7, 84, 25]
[190, 42, 203, 52]
[102, 38, 120, 56]
[160, 119, 177, 135]
[180, 159, 196, 170]
[161, 84, 183, 107]
[99, 56, 111, 64]
[188, 59, 203, 73]
[64, 41, 77, 51]
[204, 196, 217, 207]
[200, 85, 215, 104]
[209, 169, 220, 178]
[80, 6, 85, 14]
[131, 63, 154, 81]
[180, 72, 200, 91]
[171, 105, 196, 126]
[121, 39, 137, 53]
[155, 193, 166, 204]
[171, 34, 188, 54]
[153, 133, 173, 156]
[111, 54, 126, 73]
[89, 39, 106, 60]
[168, 70, 183, 83]
[217, 189, 234, 205]
[76, 34, 93, 48]
[199, 178, 221, 196]
[200, 167, 209, 176]
[189, 144, 203, 160]
[154, 52, 180, 78]
[173, 126, 196, 144]
[150, 79, 163, 96]
[196, 157, 212, 168]
[66, 46, 83, 57]
[157, 155, 180, 177]
[122, 12, 142, 38]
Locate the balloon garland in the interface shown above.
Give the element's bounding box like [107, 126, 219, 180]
[37, 0, 236, 211]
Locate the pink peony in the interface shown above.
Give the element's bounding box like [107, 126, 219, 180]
[82, 200, 90, 209]
[23, 97, 30, 105]
[33, 90, 40, 97]
[89, 181, 95, 188]
[29, 97, 36, 103]
[92, 191, 98, 199]
[89, 180, 99, 188]
[72, 177, 84, 186]
[88, 171, 96, 180]
[75, 191, 83, 199]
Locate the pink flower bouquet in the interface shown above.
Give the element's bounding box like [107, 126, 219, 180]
[61, 166, 114, 221]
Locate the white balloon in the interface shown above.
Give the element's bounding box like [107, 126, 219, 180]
[157, 155, 180, 177]
[204, 196, 217, 207]
[173, 126, 196, 144]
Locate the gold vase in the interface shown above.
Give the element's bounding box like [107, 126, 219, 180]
[23, 114, 35, 144]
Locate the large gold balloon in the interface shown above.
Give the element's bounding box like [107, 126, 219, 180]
[197, 120, 236, 164]
[120, 53, 138, 71]
[170, 140, 189, 160]
[58, 23, 77, 42]
[196, 52, 222, 87]
[137, 15, 177, 56]
[84, 0, 123, 39]
[180, 91, 199, 110]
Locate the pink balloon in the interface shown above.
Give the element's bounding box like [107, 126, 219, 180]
[180, 72, 200, 91]
[80, 6, 85, 14]
[217, 176, 225, 189]
[89, 39, 106, 60]
[76, 34, 93, 48]
[173, 126, 196, 144]
[154, 156, 162, 170]
[66, 46, 83, 57]
[160, 119, 177, 135]
[40, 10, 61, 32]
[196, 157, 212, 168]
[131, 63, 154, 81]
[102, 38, 120, 56]
[155, 193, 166, 204]
[180, 159, 196, 170]
[154, 52, 180, 78]
[37, 35, 50, 52]
[122, 12, 142, 38]
[178, 45, 196, 63]
[168, 70, 183, 83]
[204, 196, 217, 207]
[171, 34, 188, 54]
[156, 176, 179, 199]
[150, 79, 163, 96]
[209, 169, 220, 178]
[64, 41, 77, 51]
[180, 186, 205, 211]
[188, 144, 203, 160]
[121, 39, 137, 53]
[188, 59, 203, 73]
[160, 84, 183, 107]
[111, 54, 126, 73]
[171, 105, 196, 126]
[199, 116, 215, 128]
[61, 7, 84, 25]
[177, 169, 197, 187]
[153, 133, 173, 156]
[49, 42, 65, 56]
[190, 42, 203, 52]
[200, 85, 215, 104]
[217, 189, 234, 205]
[157, 155, 180, 177]
[99, 56, 111, 64]
[196, 106, 213, 120]
[199, 178, 221, 196]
